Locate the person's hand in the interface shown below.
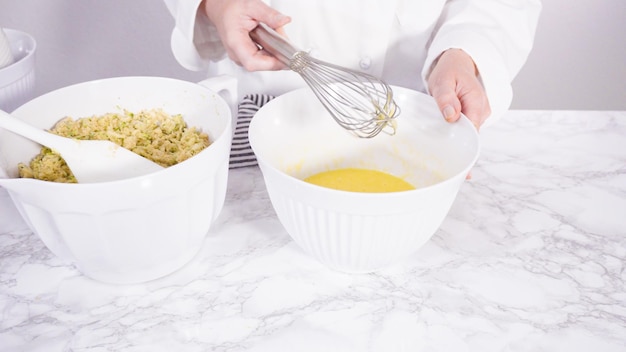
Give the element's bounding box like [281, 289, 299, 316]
[201, 0, 291, 71]
[427, 49, 491, 130]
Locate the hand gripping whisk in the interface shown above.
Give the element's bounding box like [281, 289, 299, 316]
[250, 23, 400, 138]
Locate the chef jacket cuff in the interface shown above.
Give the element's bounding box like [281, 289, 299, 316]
[170, 0, 227, 71]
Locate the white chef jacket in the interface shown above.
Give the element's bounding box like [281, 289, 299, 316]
[163, 0, 541, 122]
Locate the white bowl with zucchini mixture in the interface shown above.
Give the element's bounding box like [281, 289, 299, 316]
[249, 86, 480, 273]
[0, 76, 234, 283]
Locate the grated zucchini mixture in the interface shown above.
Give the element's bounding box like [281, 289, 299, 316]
[18, 108, 210, 183]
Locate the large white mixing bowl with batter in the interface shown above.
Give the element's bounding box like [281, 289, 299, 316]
[249, 86, 480, 272]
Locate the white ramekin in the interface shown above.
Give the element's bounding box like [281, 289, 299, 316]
[0, 28, 36, 112]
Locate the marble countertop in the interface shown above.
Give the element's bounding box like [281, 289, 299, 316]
[1, 110, 625, 351]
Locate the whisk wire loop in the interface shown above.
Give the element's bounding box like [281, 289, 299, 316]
[251, 24, 400, 138]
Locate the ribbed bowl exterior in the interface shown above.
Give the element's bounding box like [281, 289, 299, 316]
[0, 69, 35, 112]
[0, 28, 36, 112]
[259, 160, 463, 273]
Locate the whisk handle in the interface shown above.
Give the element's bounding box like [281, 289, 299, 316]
[250, 23, 300, 66]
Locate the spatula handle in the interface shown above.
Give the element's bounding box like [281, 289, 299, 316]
[0, 110, 75, 153]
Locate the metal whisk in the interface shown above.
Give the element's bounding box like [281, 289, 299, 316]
[250, 23, 400, 138]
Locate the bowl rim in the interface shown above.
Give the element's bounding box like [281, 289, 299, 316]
[1, 76, 233, 187]
[0, 28, 37, 87]
[249, 86, 481, 199]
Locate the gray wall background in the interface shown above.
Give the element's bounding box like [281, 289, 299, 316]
[1, 0, 625, 110]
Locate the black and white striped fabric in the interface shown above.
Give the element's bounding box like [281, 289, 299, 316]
[229, 94, 275, 169]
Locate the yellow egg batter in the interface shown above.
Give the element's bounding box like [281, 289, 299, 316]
[304, 168, 415, 193]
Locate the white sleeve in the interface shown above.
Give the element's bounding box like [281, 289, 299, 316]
[422, 0, 542, 121]
[163, 0, 227, 71]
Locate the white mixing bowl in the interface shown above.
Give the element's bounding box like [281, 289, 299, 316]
[0, 76, 234, 283]
[249, 86, 480, 273]
[0, 28, 36, 112]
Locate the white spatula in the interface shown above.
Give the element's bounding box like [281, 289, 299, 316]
[0, 110, 163, 183]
